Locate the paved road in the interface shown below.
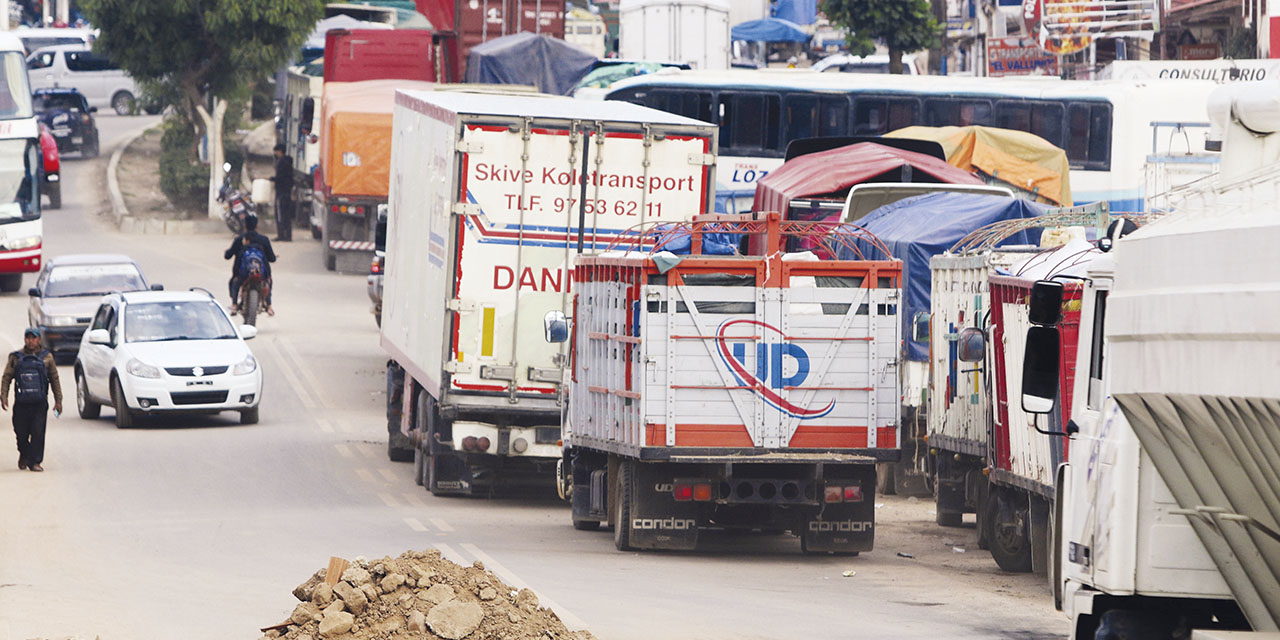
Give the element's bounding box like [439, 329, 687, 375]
[0, 113, 1070, 640]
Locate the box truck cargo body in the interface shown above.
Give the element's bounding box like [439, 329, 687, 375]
[562, 214, 903, 553]
[381, 90, 717, 495]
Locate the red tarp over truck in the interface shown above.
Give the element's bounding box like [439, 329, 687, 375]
[752, 142, 984, 217]
[324, 28, 436, 83]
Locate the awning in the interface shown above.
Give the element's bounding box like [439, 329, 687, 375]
[731, 17, 811, 43]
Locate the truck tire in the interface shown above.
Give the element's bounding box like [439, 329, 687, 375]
[573, 517, 600, 531]
[413, 445, 426, 486]
[0, 274, 21, 292]
[48, 183, 61, 209]
[986, 487, 1033, 573]
[613, 460, 635, 551]
[385, 364, 414, 462]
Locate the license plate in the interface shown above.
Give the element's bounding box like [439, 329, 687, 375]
[53, 128, 70, 136]
[187, 380, 213, 387]
[232, 203, 245, 213]
[70, 136, 82, 144]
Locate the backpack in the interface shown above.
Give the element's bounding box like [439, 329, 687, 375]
[13, 350, 48, 405]
[239, 244, 266, 278]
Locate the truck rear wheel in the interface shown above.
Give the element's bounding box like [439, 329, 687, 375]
[986, 487, 1033, 572]
[613, 460, 635, 551]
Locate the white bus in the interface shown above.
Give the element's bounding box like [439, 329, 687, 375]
[0, 32, 43, 292]
[604, 69, 1218, 212]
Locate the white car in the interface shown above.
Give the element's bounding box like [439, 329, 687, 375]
[74, 290, 263, 427]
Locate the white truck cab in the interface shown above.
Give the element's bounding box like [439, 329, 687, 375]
[1053, 252, 1237, 637]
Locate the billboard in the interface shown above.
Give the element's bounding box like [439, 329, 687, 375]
[987, 36, 1058, 76]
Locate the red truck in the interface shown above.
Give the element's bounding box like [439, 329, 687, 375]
[280, 29, 435, 272]
[414, 0, 565, 81]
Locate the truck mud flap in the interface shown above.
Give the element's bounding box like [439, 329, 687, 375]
[627, 461, 700, 551]
[802, 468, 876, 554]
[428, 451, 475, 496]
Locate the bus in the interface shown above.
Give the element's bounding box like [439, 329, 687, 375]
[0, 32, 44, 292]
[604, 69, 1217, 212]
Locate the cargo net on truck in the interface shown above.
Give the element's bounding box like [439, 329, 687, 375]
[569, 213, 904, 456]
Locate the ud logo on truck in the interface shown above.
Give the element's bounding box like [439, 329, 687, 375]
[715, 319, 835, 419]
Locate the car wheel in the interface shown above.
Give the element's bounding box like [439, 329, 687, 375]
[48, 182, 61, 209]
[240, 407, 259, 425]
[112, 91, 136, 116]
[311, 225, 321, 240]
[76, 370, 100, 419]
[0, 274, 22, 293]
[83, 135, 99, 158]
[112, 377, 134, 429]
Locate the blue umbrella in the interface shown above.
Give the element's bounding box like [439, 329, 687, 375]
[730, 17, 811, 43]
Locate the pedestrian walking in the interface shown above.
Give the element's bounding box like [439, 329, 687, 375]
[272, 143, 294, 242]
[2, 328, 62, 472]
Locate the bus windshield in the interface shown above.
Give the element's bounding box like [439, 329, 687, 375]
[0, 51, 32, 119]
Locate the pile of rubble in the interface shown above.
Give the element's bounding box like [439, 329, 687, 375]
[261, 550, 595, 640]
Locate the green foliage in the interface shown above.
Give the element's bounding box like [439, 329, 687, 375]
[157, 118, 206, 213]
[1224, 27, 1257, 60]
[822, 0, 940, 63]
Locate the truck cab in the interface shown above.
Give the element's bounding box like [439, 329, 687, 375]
[1029, 255, 1241, 637]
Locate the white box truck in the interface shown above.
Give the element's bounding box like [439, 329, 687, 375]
[381, 90, 717, 495]
[618, 0, 730, 70]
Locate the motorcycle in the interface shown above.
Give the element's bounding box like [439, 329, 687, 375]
[217, 162, 257, 235]
[236, 243, 271, 327]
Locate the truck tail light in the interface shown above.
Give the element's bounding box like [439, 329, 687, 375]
[330, 204, 339, 213]
[692, 483, 714, 501]
[673, 484, 693, 501]
[356, 206, 364, 215]
[823, 485, 864, 503]
[370, 255, 383, 274]
[476, 436, 490, 452]
[824, 486, 843, 503]
[843, 486, 864, 502]
[462, 436, 477, 451]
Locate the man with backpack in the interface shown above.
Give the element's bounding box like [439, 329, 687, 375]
[1, 328, 62, 472]
[224, 216, 277, 315]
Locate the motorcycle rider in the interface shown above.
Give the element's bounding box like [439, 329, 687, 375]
[224, 215, 277, 316]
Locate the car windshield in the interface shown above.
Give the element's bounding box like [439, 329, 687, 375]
[44, 263, 146, 297]
[0, 51, 32, 119]
[33, 93, 82, 112]
[124, 301, 238, 343]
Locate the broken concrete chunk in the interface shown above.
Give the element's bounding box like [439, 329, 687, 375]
[422, 583, 456, 605]
[341, 566, 374, 587]
[317, 610, 355, 637]
[426, 600, 485, 639]
[333, 581, 369, 615]
[381, 572, 406, 593]
[322, 599, 345, 616]
[293, 569, 325, 602]
[515, 588, 540, 612]
[408, 610, 427, 633]
[290, 601, 322, 625]
[479, 586, 498, 601]
[311, 582, 334, 606]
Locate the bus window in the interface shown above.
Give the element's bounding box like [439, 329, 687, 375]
[1067, 102, 1112, 170]
[996, 100, 1065, 148]
[820, 97, 850, 137]
[651, 90, 713, 122]
[720, 92, 781, 154]
[925, 98, 994, 127]
[853, 96, 919, 134]
[784, 95, 818, 140]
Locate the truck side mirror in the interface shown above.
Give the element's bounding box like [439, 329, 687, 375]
[1028, 280, 1064, 326]
[912, 311, 930, 343]
[544, 311, 568, 343]
[957, 327, 985, 362]
[1021, 326, 1060, 414]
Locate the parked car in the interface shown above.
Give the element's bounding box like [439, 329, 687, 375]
[37, 122, 60, 209]
[33, 88, 98, 157]
[812, 53, 921, 75]
[28, 254, 157, 362]
[26, 44, 142, 115]
[74, 289, 263, 427]
[10, 27, 93, 56]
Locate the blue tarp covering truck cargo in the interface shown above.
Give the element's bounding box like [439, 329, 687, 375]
[838, 192, 1047, 360]
[465, 32, 597, 96]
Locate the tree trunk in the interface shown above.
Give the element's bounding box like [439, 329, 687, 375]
[889, 47, 905, 74]
[196, 97, 228, 220]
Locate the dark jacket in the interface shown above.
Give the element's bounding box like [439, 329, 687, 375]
[273, 154, 294, 192]
[225, 231, 277, 278]
[0, 346, 62, 405]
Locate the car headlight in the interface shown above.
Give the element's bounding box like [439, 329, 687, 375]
[6, 236, 40, 250]
[232, 354, 257, 375]
[126, 358, 160, 379]
[43, 315, 78, 327]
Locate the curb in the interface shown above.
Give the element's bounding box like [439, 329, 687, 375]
[107, 123, 231, 235]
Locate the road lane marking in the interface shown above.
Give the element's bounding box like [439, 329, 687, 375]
[334, 444, 353, 458]
[261, 338, 322, 408]
[378, 468, 399, 483]
[355, 469, 376, 484]
[317, 418, 335, 433]
[433, 542, 466, 565]
[404, 517, 429, 532]
[459, 543, 589, 631]
[402, 492, 427, 508]
[279, 337, 335, 409]
[430, 518, 454, 533]
[377, 492, 399, 508]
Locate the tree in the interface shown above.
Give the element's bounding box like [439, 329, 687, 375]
[822, 0, 940, 74]
[82, 0, 324, 217]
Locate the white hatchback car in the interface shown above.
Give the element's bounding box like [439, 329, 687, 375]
[74, 290, 263, 427]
